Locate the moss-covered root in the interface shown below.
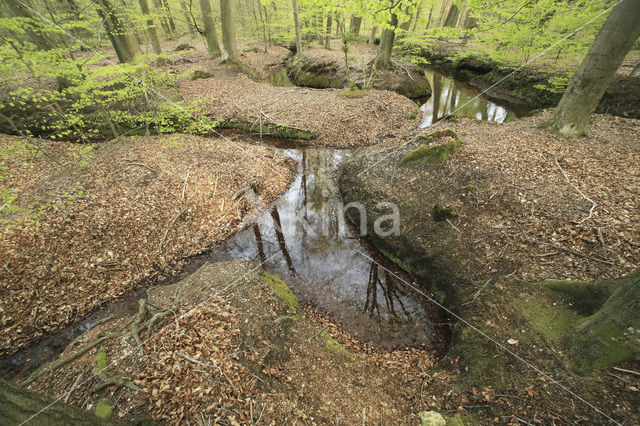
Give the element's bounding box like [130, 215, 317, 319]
[319, 330, 356, 360]
[263, 272, 299, 313]
[400, 129, 464, 166]
[544, 268, 640, 370]
[220, 121, 318, 140]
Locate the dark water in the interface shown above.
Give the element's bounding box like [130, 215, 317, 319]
[213, 147, 447, 349]
[419, 68, 518, 128]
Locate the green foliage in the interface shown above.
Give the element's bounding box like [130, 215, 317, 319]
[400, 130, 464, 166]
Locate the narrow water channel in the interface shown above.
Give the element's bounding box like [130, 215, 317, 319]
[1, 65, 520, 380]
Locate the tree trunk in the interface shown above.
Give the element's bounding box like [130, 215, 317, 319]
[368, 26, 377, 43]
[219, 0, 239, 63]
[349, 15, 362, 35]
[199, 0, 221, 58]
[137, 0, 163, 62]
[179, 0, 197, 35]
[3, 0, 56, 50]
[152, 0, 172, 37]
[411, 0, 423, 32]
[441, 0, 460, 28]
[544, 268, 640, 369]
[96, 0, 141, 63]
[291, 0, 302, 55]
[373, 12, 397, 70]
[324, 12, 332, 49]
[0, 378, 109, 425]
[546, 0, 640, 137]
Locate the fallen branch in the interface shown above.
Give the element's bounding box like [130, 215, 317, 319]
[159, 207, 187, 249]
[531, 239, 614, 266]
[554, 158, 597, 223]
[613, 366, 640, 377]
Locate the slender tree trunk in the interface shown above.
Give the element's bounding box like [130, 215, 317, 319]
[219, 0, 239, 63]
[547, 0, 640, 137]
[152, 0, 172, 37]
[199, 0, 221, 58]
[179, 0, 196, 35]
[96, 0, 141, 62]
[137, 0, 163, 63]
[291, 0, 302, 55]
[324, 12, 332, 49]
[0, 378, 110, 425]
[349, 15, 362, 35]
[425, 3, 433, 29]
[161, 0, 176, 32]
[368, 26, 377, 43]
[411, 0, 423, 32]
[373, 12, 397, 70]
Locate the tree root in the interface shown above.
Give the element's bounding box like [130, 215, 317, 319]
[91, 371, 142, 394]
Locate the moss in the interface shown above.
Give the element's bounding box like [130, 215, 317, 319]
[319, 330, 356, 360]
[518, 297, 583, 343]
[378, 247, 415, 275]
[543, 279, 610, 314]
[95, 348, 108, 373]
[400, 130, 464, 166]
[220, 121, 318, 140]
[406, 106, 419, 120]
[95, 398, 113, 420]
[191, 70, 214, 80]
[338, 88, 365, 98]
[433, 203, 457, 222]
[464, 184, 478, 194]
[446, 413, 465, 426]
[263, 272, 299, 313]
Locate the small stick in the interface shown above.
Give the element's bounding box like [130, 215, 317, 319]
[554, 158, 597, 223]
[613, 366, 640, 377]
[64, 373, 83, 403]
[446, 218, 461, 233]
[181, 166, 193, 200]
[532, 239, 614, 266]
[159, 207, 187, 249]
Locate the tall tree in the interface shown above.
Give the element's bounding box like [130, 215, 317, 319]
[2, 0, 55, 50]
[179, 0, 197, 35]
[373, 10, 398, 70]
[291, 0, 302, 55]
[137, 0, 163, 62]
[96, 0, 142, 63]
[324, 11, 332, 49]
[349, 15, 362, 35]
[199, 0, 222, 58]
[220, 0, 239, 63]
[547, 0, 640, 137]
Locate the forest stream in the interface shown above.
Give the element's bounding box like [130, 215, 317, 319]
[0, 67, 520, 382]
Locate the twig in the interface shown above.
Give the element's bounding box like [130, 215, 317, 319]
[554, 158, 597, 223]
[125, 161, 156, 173]
[613, 366, 640, 377]
[64, 373, 83, 403]
[462, 278, 493, 306]
[531, 239, 614, 266]
[181, 166, 193, 200]
[159, 207, 187, 249]
[446, 218, 461, 233]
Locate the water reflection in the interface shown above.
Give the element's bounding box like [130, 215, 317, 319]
[420, 68, 516, 128]
[216, 148, 442, 348]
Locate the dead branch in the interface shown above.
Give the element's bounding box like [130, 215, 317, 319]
[531, 239, 614, 266]
[159, 207, 187, 249]
[554, 158, 597, 223]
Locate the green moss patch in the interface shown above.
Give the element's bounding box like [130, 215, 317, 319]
[400, 129, 464, 166]
[95, 348, 108, 373]
[319, 330, 356, 360]
[263, 272, 299, 313]
[433, 202, 457, 222]
[95, 398, 113, 420]
[338, 88, 365, 98]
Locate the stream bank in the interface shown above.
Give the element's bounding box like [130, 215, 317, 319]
[338, 111, 640, 423]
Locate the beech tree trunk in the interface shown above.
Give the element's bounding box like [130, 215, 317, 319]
[544, 269, 640, 369]
[152, 0, 172, 37]
[547, 0, 640, 137]
[291, 0, 302, 55]
[373, 12, 397, 70]
[324, 13, 332, 49]
[349, 15, 362, 35]
[161, 0, 176, 33]
[0, 378, 109, 425]
[96, 0, 141, 63]
[3, 0, 56, 50]
[199, 0, 221, 58]
[368, 26, 377, 44]
[220, 0, 239, 63]
[137, 0, 163, 61]
[179, 0, 197, 35]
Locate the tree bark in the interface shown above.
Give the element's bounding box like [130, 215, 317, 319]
[137, 0, 163, 62]
[152, 0, 172, 37]
[373, 12, 397, 70]
[96, 0, 142, 63]
[349, 15, 362, 35]
[0, 378, 110, 425]
[199, 0, 221, 58]
[179, 0, 197, 35]
[219, 0, 239, 63]
[546, 0, 640, 137]
[161, 0, 176, 32]
[3, 0, 56, 50]
[368, 26, 377, 43]
[544, 268, 640, 369]
[291, 0, 302, 55]
[324, 12, 332, 49]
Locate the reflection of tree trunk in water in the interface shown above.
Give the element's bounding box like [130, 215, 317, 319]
[364, 262, 380, 317]
[491, 106, 498, 121]
[379, 269, 396, 319]
[430, 73, 442, 123]
[271, 207, 296, 274]
[253, 223, 266, 264]
[302, 150, 308, 223]
[444, 86, 454, 115]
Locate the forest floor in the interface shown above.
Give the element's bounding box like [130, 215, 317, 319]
[339, 111, 640, 424]
[3, 36, 640, 425]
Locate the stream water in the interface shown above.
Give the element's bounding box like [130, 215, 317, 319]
[1, 65, 521, 381]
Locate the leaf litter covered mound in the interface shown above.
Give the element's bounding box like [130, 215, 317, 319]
[179, 72, 419, 148]
[0, 134, 294, 356]
[26, 261, 438, 424]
